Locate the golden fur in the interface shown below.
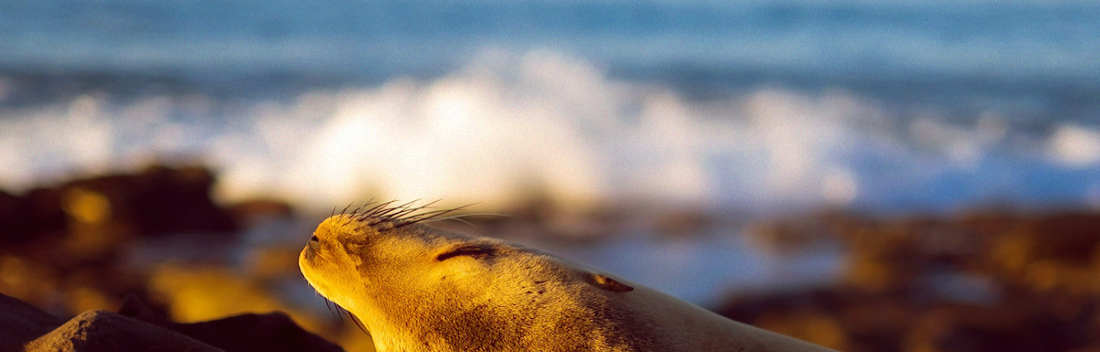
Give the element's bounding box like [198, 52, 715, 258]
[299, 202, 834, 352]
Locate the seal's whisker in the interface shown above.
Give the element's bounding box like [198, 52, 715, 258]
[362, 200, 391, 213]
[410, 204, 475, 220]
[336, 199, 485, 231]
[344, 309, 368, 333]
[433, 215, 476, 227]
[389, 201, 432, 219]
[318, 295, 339, 321]
[366, 202, 425, 227]
[328, 299, 367, 334]
[400, 202, 451, 218]
[408, 199, 442, 213]
[395, 209, 459, 227]
[403, 208, 456, 222]
[349, 202, 366, 216]
[393, 203, 477, 228]
[422, 212, 509, 224]
[315, 292, 368, 334]
[357, 200, 399, 220]
[419, 212, 510, 231]
[367, 199, 418, 220]
[422, 216, 478, 233]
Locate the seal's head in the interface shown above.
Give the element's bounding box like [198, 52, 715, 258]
[298, 201, 647, 352]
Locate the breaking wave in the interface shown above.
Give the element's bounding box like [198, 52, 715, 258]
[2, 50, 1098, 212]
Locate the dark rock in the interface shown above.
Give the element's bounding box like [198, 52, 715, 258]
[227, 198, 295, 226]
[0, 292, 62, 352]
[0, 187, 66, 245]
[128, 165, 237, 236]
[1, 164, 238, 249]
[23, 310, 221, 352]
[904, 302, 1097, 352]
[713, 209, 1100, 352]
[115, 294, 173, 325]
[0, 190, 28, 243]
[56, 164, 238, 237]
[0, 165, 243, 318]
[118, 296, 344, 352]
[171, 312, 343, 352]
[1, 293, 343, 352]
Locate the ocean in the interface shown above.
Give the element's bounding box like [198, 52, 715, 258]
[2, 0, 1099, 213]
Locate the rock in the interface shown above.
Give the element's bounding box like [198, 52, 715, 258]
[0, 293, 62, 352]
[227, 198, 295, 226]
[1, 293, 343, 352]
[1, 163, 239, 253]
[55, 165, 237, 237]
[902, 303, 1093, 352]
[126, 165, 237, 236]
[171, 312, 343, 352]
[0, 187, 67, 245]
[0, 190, 28, 244]
[23, 310, 221, 352]
[118, 295, 344, 352]
[830, 209, 1100, 351]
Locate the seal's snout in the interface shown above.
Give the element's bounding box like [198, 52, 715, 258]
[306, 235, 320, 251]
[300, 234, 318, 259]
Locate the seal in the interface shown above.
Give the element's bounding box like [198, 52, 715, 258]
[299, 201, 835, 352]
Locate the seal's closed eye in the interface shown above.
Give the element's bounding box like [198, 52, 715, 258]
[435, 244, 495, 261]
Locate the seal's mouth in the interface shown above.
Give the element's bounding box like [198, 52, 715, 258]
[302, 246, 316, 261]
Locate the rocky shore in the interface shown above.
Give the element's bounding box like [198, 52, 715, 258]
[1, 164, 1098, 351]
[1, 292, 340, 352]
[720, 210, 1100, 351]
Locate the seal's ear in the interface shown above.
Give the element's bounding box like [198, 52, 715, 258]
[586, 272, 634, 292]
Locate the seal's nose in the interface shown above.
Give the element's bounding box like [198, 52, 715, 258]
[305, 235, 320, 256]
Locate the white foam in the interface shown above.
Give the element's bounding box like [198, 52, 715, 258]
[1048, 124, 1100, 167]
[0, 50, 1095, 211]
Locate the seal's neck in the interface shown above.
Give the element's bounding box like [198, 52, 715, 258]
[356, 300, 530, 352]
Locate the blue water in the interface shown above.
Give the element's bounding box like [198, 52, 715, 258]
[1, 0, 1099, 212]
[3, 1, 1099, 115]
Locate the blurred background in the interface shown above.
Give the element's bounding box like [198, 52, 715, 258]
[1, 0, 1099, 351]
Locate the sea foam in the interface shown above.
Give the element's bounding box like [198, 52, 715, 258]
[1, 50, 1098, 212]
